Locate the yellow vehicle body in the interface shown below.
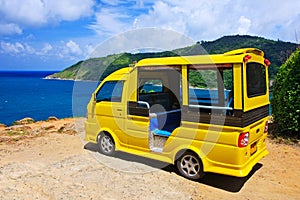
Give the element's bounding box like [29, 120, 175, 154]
[85, 48, 269, 179]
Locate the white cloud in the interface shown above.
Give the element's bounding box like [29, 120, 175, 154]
[65, 40, 82, 55]
[45, 0, 94, 21]
[39, 43, 53, 55]
[1, 0, 300, 68]
[89, 8, 130, 35]
[0, 23, 22, 35]
[89, 0, 300, 43]
[55, 40, 85, 61]
[0, 0, 46, 26]
[133, 1, 188, 31]
[0, 41, 34, 54]
[0, 40, 65, 57]
[0, 39, 94, 66]
[0, 42, 23, 53]
[0, 0, 94, 34]
[237, 16, 251, 35]
[84, 44, 97, 56]
[23, 43, 35, 54]
[2, 0, 298, 42]
[89, 0, 155, 35]
[132, 0, 241, 40]
[89, 28, 194, 58]
[0, 39, 88, 60]
[135, 0, 144, 8]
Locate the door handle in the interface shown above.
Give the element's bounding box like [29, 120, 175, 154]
[128, 116, 149, 122]
[117, 109, 123, 111]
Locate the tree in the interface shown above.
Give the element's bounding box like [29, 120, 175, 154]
[271, 49, 300, 138]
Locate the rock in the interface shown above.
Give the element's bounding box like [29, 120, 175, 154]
[47, 116, 59, 122]
[8, 125, 32, 131]
[0, 124, 6, 128]
[58, 123, 76, 135]
[3, 125, 32, 137]
[44, 125, 55, 130]
[13, 117, 35, 125]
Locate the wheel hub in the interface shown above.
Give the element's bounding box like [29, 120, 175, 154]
[101, 135, 113, 153]
[180, 155, 200, 177]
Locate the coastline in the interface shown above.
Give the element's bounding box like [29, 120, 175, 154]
[43, 75, 99, 83]
[0, 116, 83, 144]
[43, 75, 75, 81]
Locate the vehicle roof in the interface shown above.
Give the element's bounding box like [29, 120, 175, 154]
[102, 67, 132, 81]
[135, 48, 265, 67]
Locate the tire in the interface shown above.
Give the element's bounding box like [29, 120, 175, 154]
[176, 152, 203, 180]
[98, 132, 115, 156]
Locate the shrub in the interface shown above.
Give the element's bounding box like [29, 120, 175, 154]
[271, 49, 300, 138]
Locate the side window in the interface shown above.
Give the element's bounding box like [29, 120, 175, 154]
[189, 68, 219, 106]
[223, 68, 233, 108]
[139, 79, 163, 94]
[246, 63, 267, 98]
[188, 65, 233, 111]
[96, 81, 124, 102]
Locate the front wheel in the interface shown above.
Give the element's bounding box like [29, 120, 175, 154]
[98, 132, 115, 156]
[176, 152, 203, 180]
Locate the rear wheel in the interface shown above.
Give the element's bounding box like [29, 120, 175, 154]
[176, 152, 203, 180]
[98, 132, 115, 156]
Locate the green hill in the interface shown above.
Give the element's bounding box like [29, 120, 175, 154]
[48, 35, 297, 81]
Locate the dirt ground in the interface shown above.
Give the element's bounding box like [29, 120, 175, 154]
[0, 118, 299, 200]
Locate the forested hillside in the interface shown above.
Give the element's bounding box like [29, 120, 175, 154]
[48, 35, 297, 81]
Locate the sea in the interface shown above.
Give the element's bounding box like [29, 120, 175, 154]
[0, 71, 98, 125]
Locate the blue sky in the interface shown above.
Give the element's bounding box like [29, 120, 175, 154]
[0, 0, 299, 71]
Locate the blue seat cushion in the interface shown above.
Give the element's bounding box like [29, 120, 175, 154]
[150, 116, 158, 131]
[153, 129, 172, 137]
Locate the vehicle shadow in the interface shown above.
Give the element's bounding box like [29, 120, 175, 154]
[84, 142, 262, 193]
[84, 142, 174, 171]
[199, 163, 262, 192]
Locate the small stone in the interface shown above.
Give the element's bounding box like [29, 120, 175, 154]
[8, 125, 32, 131]
[13, 117, 35, 125]
[47, 116, 59, 122]
[44, 125, 55, 130]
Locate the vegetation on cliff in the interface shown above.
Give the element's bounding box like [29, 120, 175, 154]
[49, 35, 297, 82]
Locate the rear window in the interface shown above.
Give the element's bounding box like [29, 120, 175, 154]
[246, 63, 267, 98]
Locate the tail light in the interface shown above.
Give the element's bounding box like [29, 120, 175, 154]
[238, 132, 249, 147]
[264, 121, 269, 133]
[264, 59, 271, 66]
[243, 55, 252, 62]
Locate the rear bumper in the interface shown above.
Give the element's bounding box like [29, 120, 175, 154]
[204, 133, 269, 177]
[206, 147, 268, 177]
